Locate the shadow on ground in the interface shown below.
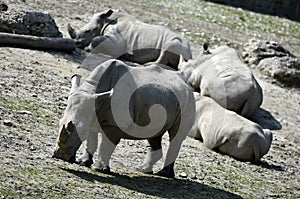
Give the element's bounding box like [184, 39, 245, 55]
[249, 108, 282, 130]
[61, 167, 243, 199]
[255, 160, 284, 172]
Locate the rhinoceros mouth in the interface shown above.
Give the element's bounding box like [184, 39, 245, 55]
[52, 148, 76, 163]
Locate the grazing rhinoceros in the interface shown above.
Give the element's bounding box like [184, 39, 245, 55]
[53, 59, 195, 178]
[189, 93, 272, 162]
[179, 45, 263, 117]
[67, 9, 192, 70]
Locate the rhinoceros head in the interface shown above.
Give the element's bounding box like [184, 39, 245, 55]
[68, 9, 113, 49]
[52, 121, 81, 163]
[53, 74, 113, 162]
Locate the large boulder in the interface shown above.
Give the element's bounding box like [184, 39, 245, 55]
[243, 39, 300, 87]
[258, 56, 300, 87]
[0, 10, 62, 37]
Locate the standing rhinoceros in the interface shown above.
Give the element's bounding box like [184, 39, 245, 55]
[53, 59, 195, 178]
[67, 9, 192, 70]
[189, 93, 272, 162]
[179, 45, 263, 117]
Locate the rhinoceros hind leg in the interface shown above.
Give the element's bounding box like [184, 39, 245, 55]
[139, 136, 163, 174]
[76, 151, 93, 167]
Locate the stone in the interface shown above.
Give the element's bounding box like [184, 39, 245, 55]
[0, 10, 62, 37]
[3, 119, 14, 127]
[242, 38, 293, 66]
[242, 39, 300, 87]
[0, 1, 8, 11]
[179, 172, 188, 178]
[257, 56, 300, 87]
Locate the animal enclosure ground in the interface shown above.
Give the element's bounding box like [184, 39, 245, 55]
[0, 0, 299, 198]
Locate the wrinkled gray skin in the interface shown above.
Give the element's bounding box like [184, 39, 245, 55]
[68, 9, 192, 70]
[179, 45, 263, 117]
[53, 59, 195, 178]
[189, 93, 272, 162]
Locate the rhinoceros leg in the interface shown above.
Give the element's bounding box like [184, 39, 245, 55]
[77, 131, 98, 167]
[92, 127, 121, 174]
[156, 124, 186, 178]
[90, 35, 125, 59]
[139, 136, 163, 174]
[156, 38, 191, 70]
[156, 49, 179, 70]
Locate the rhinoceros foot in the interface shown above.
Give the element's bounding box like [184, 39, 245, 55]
[137, 167, 154, 175]
[92, 162, 111, 174]
[156, 164, 175, 178]
[76, 151, 93, 167]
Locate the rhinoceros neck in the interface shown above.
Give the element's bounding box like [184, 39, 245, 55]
[100, 18, 118, 36]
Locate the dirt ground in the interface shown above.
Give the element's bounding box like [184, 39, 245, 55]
[0, 0, 299, 198]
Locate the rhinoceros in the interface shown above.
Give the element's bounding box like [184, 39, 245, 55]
[179, 45, 263, 117]
[67, 9, 192, 70]
[189, 93, 272, 162]
[53, 59, 195, 178]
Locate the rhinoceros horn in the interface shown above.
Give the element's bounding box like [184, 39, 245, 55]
[67, 23, 77, 39]
[58, 124, 69, 144]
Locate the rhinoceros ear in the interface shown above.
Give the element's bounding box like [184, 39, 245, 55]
[179, 54, 186, 66]
[67, 23, 77, 39]
[70, 74, 81, 94]
[101, 9, 113, 18]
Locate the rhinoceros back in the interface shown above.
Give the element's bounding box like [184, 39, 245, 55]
[84, 59, 194, 139]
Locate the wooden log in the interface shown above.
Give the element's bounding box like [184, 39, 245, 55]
[0, 32, 76, 52]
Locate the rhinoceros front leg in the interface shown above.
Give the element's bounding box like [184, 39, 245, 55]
[92, 127, 121, 174]
[89, 35, 126, 59]
[139, 136, 163, 174]
[76, 131, 98, 167]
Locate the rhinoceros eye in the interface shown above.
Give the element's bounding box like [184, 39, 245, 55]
[84, 29, 91, 34]
[66, 121, 75, 133]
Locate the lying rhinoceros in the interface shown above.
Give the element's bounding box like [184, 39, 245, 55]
[67, 9, 192, 70]
[179, 45, 263, 117]
[53, 59, 195, 178]
[189, 93, 272, 162]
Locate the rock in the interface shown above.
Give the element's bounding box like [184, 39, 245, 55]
[3, 119, 14, 127]
[242, 39, 300, 87]
[0, 10, 62, 37]
[179, 172, 188, 178]
[0, 1, 8, 11]
[242, 38, 293, 66]
[17, 110, 33, 115]
[257, 56, 300, 87]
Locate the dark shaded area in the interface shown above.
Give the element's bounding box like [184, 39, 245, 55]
[61, 167, 243, 199]
[0, 2, 7, 11]
[205, 0, 300, 22]
[255, 160, 285, 172]
[248, 108, 282, 130]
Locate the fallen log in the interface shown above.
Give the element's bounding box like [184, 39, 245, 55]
[0, 32, 76, 52]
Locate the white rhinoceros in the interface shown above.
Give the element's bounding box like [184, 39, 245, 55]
[179, 45, 263, 117]
[53, 59, 195, 178]
[189, 93, 272, 162]
[68, 9, 192, 70]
